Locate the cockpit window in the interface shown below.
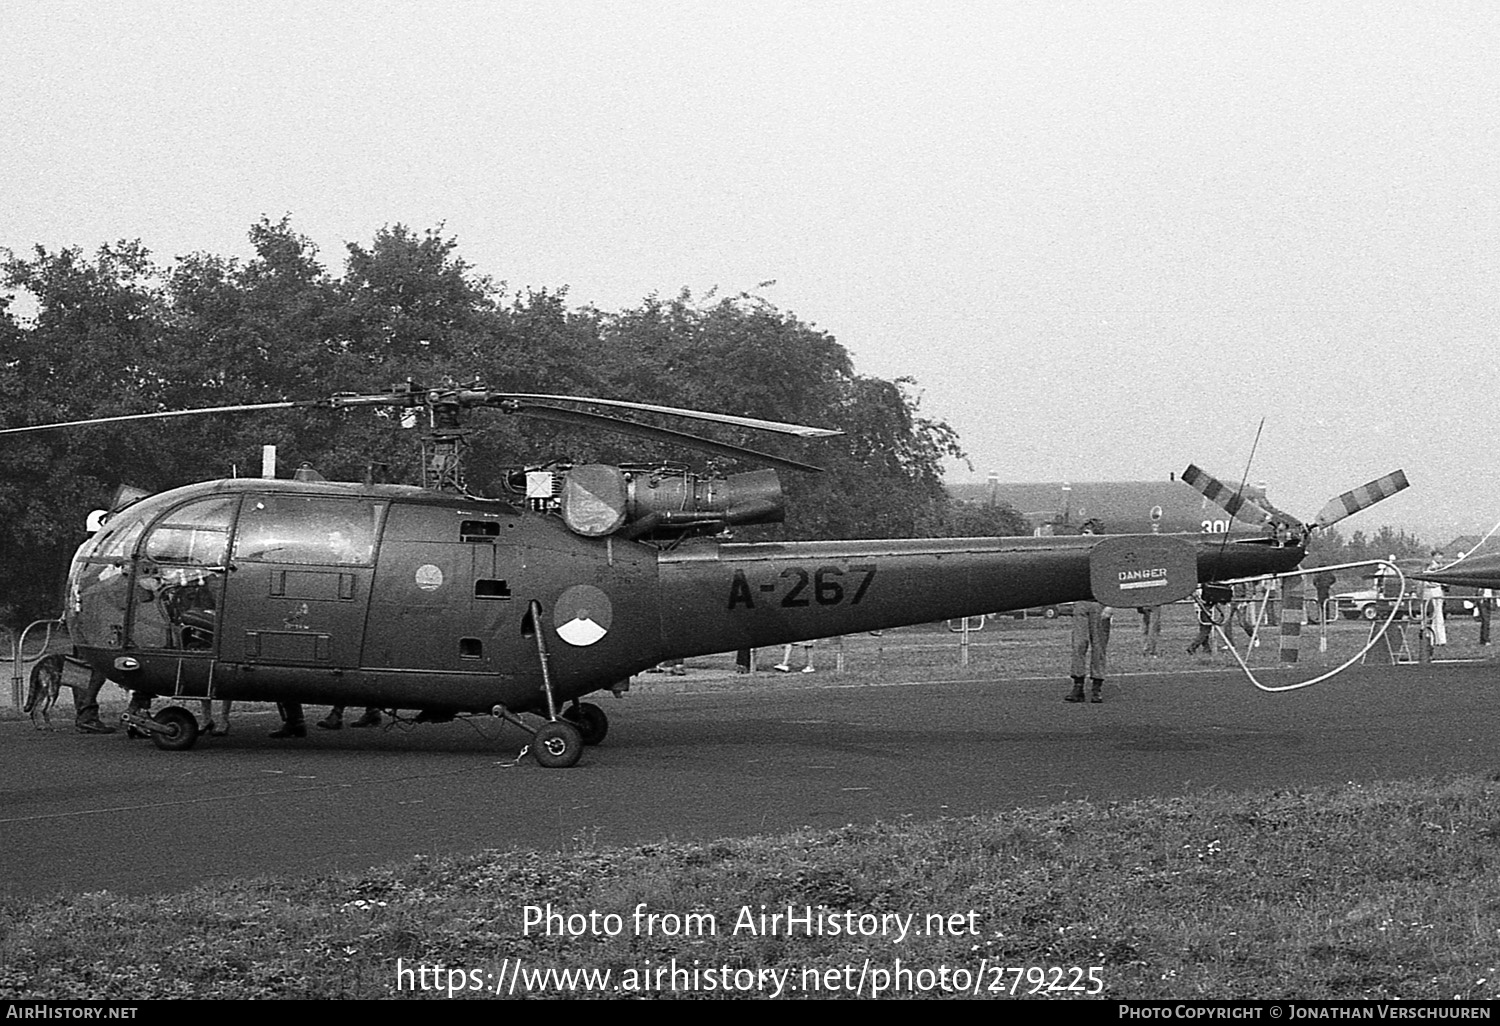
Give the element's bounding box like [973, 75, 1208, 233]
[233, 496, 381, 566]
[74, 489, 180, 561]
[86, 518, 146, 561]
[143, 497, 237, 565]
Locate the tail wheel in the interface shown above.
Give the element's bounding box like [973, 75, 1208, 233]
[532, 721, 584, 768]
[151, 706, 200, 752]
[566, 702, 609, 746]
[1362, 604, 1379, 621]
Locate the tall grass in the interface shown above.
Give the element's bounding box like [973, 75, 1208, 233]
[4, 776, 1499, 1000]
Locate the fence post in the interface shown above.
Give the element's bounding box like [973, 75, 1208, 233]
[3, 626, 17, 712]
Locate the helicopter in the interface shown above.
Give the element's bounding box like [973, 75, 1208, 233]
[1, 385, 1408, 766]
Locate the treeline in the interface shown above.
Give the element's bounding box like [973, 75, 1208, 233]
[0, 218, 1019, 626]
[1309, 525, 1432, 571]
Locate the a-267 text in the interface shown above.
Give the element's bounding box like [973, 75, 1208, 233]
[727, 564, 877, 610]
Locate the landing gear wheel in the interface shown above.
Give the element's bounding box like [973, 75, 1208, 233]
[1044, 606, 1058, 619]
[151, 706, 200, 752]
[532, 721, 584, 768]
[566, 702, 609, 746]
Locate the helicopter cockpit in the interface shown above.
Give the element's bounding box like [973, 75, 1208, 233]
[67, 483, 387, 657]
[67, 489, 232, 653]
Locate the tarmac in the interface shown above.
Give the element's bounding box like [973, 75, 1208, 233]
[1, 657, 1496, 897]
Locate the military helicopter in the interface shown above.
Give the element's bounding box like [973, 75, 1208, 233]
[1, 386, 1407, 766]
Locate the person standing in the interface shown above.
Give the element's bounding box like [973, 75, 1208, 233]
[1138, 605, 1162, 657]
[318, 706, 382, 730]
[1066, 601, 1112, 701]
[1424, 551, 1448, 647]
[774, 640, 817, 673]
[1186, 589, 1222, 656]
[72, 663, 116, 734]
[201, 699, 232, 737]
[1065, 522, 1110, 703]
[1312, 568, 1337, 624]
[271, 702, 306, 738]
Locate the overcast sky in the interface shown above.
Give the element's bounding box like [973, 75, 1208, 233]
[6, 2, 1498, 545]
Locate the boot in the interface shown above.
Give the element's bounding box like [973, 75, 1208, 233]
[1090, 678, 1104, 704]
[1064, 676, 1085, 703]
[350, 708, 382, 728]
[271, 703, 306, 738]
[318, 707, 344, 730]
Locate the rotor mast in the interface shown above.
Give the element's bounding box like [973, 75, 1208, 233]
[421, 390, 471, 493]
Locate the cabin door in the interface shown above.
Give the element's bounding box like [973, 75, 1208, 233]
[361, 505, 519, 671]
[217, 495, 383, 667]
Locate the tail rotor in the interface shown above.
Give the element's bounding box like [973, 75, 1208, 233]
[1182, 464, 1409, 543]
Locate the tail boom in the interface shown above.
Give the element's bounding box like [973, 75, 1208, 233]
[657, 534, 1305, 657]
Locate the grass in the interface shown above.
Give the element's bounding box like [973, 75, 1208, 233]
[651, 605, 1490, 689]
[4, 776, 1500, 1000]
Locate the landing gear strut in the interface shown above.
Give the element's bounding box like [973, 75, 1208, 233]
[495, 600, 590, 768]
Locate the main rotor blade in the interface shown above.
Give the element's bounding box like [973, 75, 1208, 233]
[494, 393, 842, 438]
[0, 401, 305, 436]
[1181, 464, 1276, 528]
[1310, 469, 1410, 530]
[510, 402, 825, 474]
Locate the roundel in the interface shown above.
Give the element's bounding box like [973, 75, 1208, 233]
[554, 585, 613, 647]
[415, 564, 444, 591]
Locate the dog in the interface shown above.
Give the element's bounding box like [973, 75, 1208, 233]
[23, 653, 69, 730]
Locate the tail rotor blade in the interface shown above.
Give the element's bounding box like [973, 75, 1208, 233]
[1310, 470, 1409, 530]
[1181, 464, 1274, 528]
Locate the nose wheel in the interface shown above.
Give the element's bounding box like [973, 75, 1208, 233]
[118, 705, 201, 751]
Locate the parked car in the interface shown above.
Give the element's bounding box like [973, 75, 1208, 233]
[1019, 603, 1074, 619]
[1334, 589, 1479, 621]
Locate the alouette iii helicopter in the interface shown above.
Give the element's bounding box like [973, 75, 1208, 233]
[2, 385, 1408, 766]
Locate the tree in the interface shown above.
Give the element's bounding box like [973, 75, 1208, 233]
[340, 223, 499, 367]
[918, 497, 1029, 539]
[0, 240, 172, 623]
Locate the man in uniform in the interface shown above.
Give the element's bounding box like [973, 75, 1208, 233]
[1065, 521, 1112, 703]
[73, 663, 116, 734]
